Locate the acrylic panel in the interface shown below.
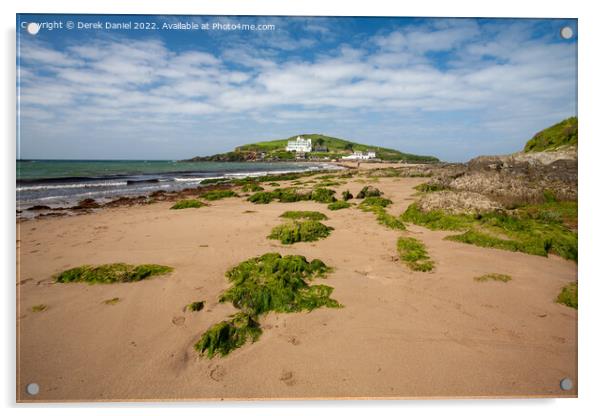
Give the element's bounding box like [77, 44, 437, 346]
[16, 14, 578, 401]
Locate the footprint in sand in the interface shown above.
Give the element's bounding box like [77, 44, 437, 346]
[279, 370, 296, 386]
[288, 336, 301, 346]
[210, 365, 226, 382]
[171, 316, 185, 326]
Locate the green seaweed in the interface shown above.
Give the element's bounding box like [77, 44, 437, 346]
[358, 196, 392, 210]
[279, 211, 328, 220]
[342, 190, 353, 200]
[31, 304, 48, 312]
[187, 301, 205, 312]
[356, 186, 382, 198]
[171, 199, 207, 209]
[202, 190, 238, 200]
[247, 191, 276, 204]
[195, 253, 340, 358]
[54, 263, 173, 284]
[414, 183, 446, 193]
[397, 237, 434, 272]
[268, 220, 333, 244]
[403, 202, 577, 261]
[327, 201, 351, 210]
[311, 188, 337, 203]
[474, 273, 512, 283]
[241, 183, 264, 192]
[556, 282, 577, 309]
[195, 312, 262, 358]
[220, 253, 338, 315]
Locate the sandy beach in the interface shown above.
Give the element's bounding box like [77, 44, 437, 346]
[16, 171, 577, 401]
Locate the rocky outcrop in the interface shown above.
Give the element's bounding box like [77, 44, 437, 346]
[416, 191, 503, 215]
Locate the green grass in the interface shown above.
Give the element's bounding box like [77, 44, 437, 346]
[474, 273, 512, 283]
[241, 183, 264, 192]
[342, 190, 353, 200]
[102, 297, 121, 305]
[195, 253, 340, 358]
[187, 301, 205, 312]
[31, 304, 48, 313]
[327, 201, 351, 210]
[556, 282, 577, 309]
[402, 202, 577, 261]
[54, 263, 173, 284]
[524, 117, 577, 152]
[171, 199, 207, 209]
[268, 220, 333, 244]
[356, 186, 382, 198]
[397, 237, 434, 272]
[280, 211, 328, 220]
[202, 190, 238, 200]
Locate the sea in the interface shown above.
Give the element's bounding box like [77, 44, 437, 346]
[17, 160, 338, 210]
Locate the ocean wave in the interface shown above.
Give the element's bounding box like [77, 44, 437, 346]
[17, 181, 128, 192]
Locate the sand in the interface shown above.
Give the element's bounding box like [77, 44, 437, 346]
[16, 174, 577, 401]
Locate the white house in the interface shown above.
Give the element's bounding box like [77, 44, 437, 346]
[286, 136, 312, 153]
[342, 151, 377, 160]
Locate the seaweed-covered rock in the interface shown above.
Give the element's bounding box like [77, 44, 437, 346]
[416, 191, 503, 215]
[356, 186, 382, 199]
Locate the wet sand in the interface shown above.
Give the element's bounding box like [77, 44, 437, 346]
[16, 174, 577, 401]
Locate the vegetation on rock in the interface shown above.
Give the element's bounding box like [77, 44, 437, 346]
[356, 186, 382, 199]
[402, 200, 577, 261]
[524, 117, 577, 152]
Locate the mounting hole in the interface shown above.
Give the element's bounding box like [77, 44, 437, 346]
[26, 22, 40, 36]
[560, 26, 574, 40]
[560, 377, 573, 391]
[26, 383, 39, 395]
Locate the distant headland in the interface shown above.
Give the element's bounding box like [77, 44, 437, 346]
[182, 133, 440, 163]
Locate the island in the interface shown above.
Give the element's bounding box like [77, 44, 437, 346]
[182, 133, 440, 163]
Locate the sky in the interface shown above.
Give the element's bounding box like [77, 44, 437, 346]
[16, 15, 577, 162]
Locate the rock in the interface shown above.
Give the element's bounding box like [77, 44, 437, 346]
[416, 191, 503, 215]
[356, 185, 382, 198]
[74, 198, 101, 209]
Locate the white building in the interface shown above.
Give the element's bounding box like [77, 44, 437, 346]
[286, 136, 312, 153]
[341, 151, 377, 160]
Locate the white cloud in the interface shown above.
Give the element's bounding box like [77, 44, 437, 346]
[17, 19, 577, 161]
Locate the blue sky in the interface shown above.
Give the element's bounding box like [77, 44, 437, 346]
[17, 15, 577, 162]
